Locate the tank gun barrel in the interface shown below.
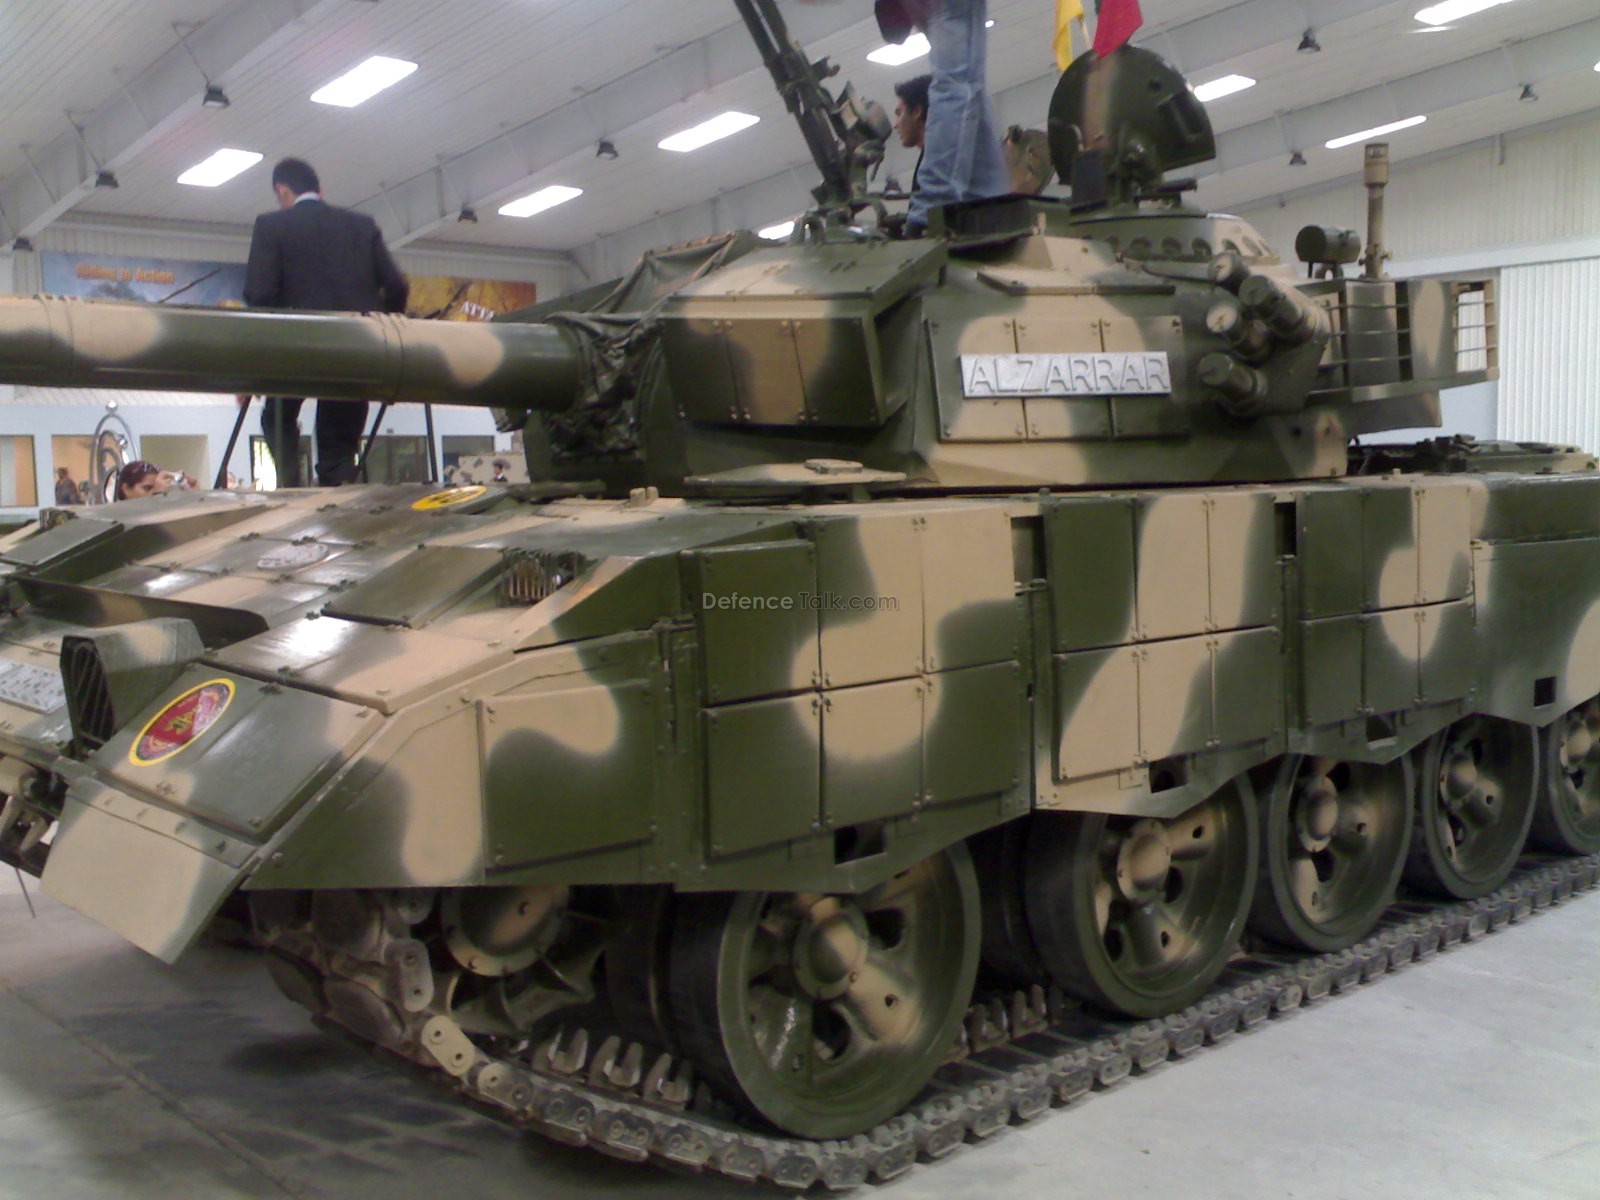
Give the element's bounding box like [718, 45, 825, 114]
[0, 295, 585, 411]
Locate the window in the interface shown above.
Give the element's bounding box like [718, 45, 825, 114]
[442, 435, 495, 475]
[0, 436, 38, 507]
[51, 435, 93, 505]
[249, 434, 432, 487]
[250, 435, 312, 491]
[362, 436, 430, 484]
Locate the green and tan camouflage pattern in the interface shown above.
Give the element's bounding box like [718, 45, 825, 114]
[0, 295, 583, 410]
[0, 441, 1596, 962]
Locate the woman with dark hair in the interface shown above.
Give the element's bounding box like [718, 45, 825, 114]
[115, 461, 190, 500]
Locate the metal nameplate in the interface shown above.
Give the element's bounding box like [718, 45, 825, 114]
[960, 352, 1172, 397]
[0, 659, 66, 713]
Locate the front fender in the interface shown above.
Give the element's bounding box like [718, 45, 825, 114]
[40, 665, 379, 961]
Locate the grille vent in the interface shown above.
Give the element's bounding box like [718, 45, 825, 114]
[58, 618, 203, 757]
[501, 550, 590, 605]
[61, 640, 115, 751]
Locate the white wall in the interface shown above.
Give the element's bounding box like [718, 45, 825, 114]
[1230, 113, 1600, 455]
[1231, 112, 1600, 266]
[1, 218, 574, 521]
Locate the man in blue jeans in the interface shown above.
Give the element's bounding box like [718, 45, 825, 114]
[873, 0, 1011, 235]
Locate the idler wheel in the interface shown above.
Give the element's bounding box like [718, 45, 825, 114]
[1250, 755, 1413, 951]
[1405, 716, 1537, 899]
[1531, 697, 1600, 855]
[667, 845, 980, 1139]
[1022, 777, 1258, 1018]
[441, 885, 569, 977]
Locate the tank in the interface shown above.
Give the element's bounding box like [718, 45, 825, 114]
[2, 4, 1599, 1184]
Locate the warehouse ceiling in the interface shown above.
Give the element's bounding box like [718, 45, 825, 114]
[1, 0, 1597, 268]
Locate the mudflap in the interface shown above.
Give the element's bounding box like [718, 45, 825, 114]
[40, 791, 249, 963]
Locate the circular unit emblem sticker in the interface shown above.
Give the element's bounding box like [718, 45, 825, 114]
[130, 679, 236, 766]
[257, 542, 332, 571]
[412, 485, 488, 512]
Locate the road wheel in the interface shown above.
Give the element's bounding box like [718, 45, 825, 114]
[1023, 777, 1258, 1019]
[1250, 755, 1412, 951]
[1531, 698, 1600, 855]
[668, 845, 979, 1138]
[1405, 716, 1537, 898]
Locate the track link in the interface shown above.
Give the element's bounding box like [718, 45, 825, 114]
[274, 854, 1599, 1191]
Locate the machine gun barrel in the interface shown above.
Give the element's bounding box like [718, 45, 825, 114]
[732, 0, 854, 208]
[0, 296, 585, 411]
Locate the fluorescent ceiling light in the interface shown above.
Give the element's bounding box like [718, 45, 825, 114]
[658, 111, 760, 153]
[177, 148, 263, 187]
[1414, 0, 1517, 26]
[867, 33, 930, 66]
[1325, 114, 1426, 150]
[497, 185, 582, 218]
[1193, 74, 1255, 102]
[310, 55, 418, 107]
[758, 220, 795, 240]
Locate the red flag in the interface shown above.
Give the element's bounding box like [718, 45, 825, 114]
[1093, 0, 1143, 56]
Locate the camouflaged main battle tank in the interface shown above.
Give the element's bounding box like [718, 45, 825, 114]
[3, 4, 1600, 1185]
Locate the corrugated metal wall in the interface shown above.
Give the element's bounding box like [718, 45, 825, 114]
[1235, 111, 1600, 264]
[1499, 257, 1600, 453]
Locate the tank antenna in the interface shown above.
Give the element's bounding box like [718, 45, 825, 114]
[1362, 143, 1390, 279]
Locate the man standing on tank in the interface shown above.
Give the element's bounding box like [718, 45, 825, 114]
[873, 0, 1010, 235]
[241, 158, 409, 487]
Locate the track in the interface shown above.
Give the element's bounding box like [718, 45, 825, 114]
[270, 854, 1599, 1192]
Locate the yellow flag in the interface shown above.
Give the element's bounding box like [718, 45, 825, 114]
[1055, 0, 1086, 70]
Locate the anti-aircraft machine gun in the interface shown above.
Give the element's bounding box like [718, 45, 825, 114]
[1, 2, 1598, 1189]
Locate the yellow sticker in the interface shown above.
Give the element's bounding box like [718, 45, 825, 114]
[412, 485, 488, 511]
[130, 678, 236, 766]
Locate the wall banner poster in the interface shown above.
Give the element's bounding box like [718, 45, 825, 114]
[41, 252, 247, 306]
[406, 276, 539, 321]
[40, 253, 537, 322]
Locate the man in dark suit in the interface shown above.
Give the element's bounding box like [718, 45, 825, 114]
[242, 157, 409, 486]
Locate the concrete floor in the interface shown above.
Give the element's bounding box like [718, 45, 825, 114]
[2, 866, 1598, 1200]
